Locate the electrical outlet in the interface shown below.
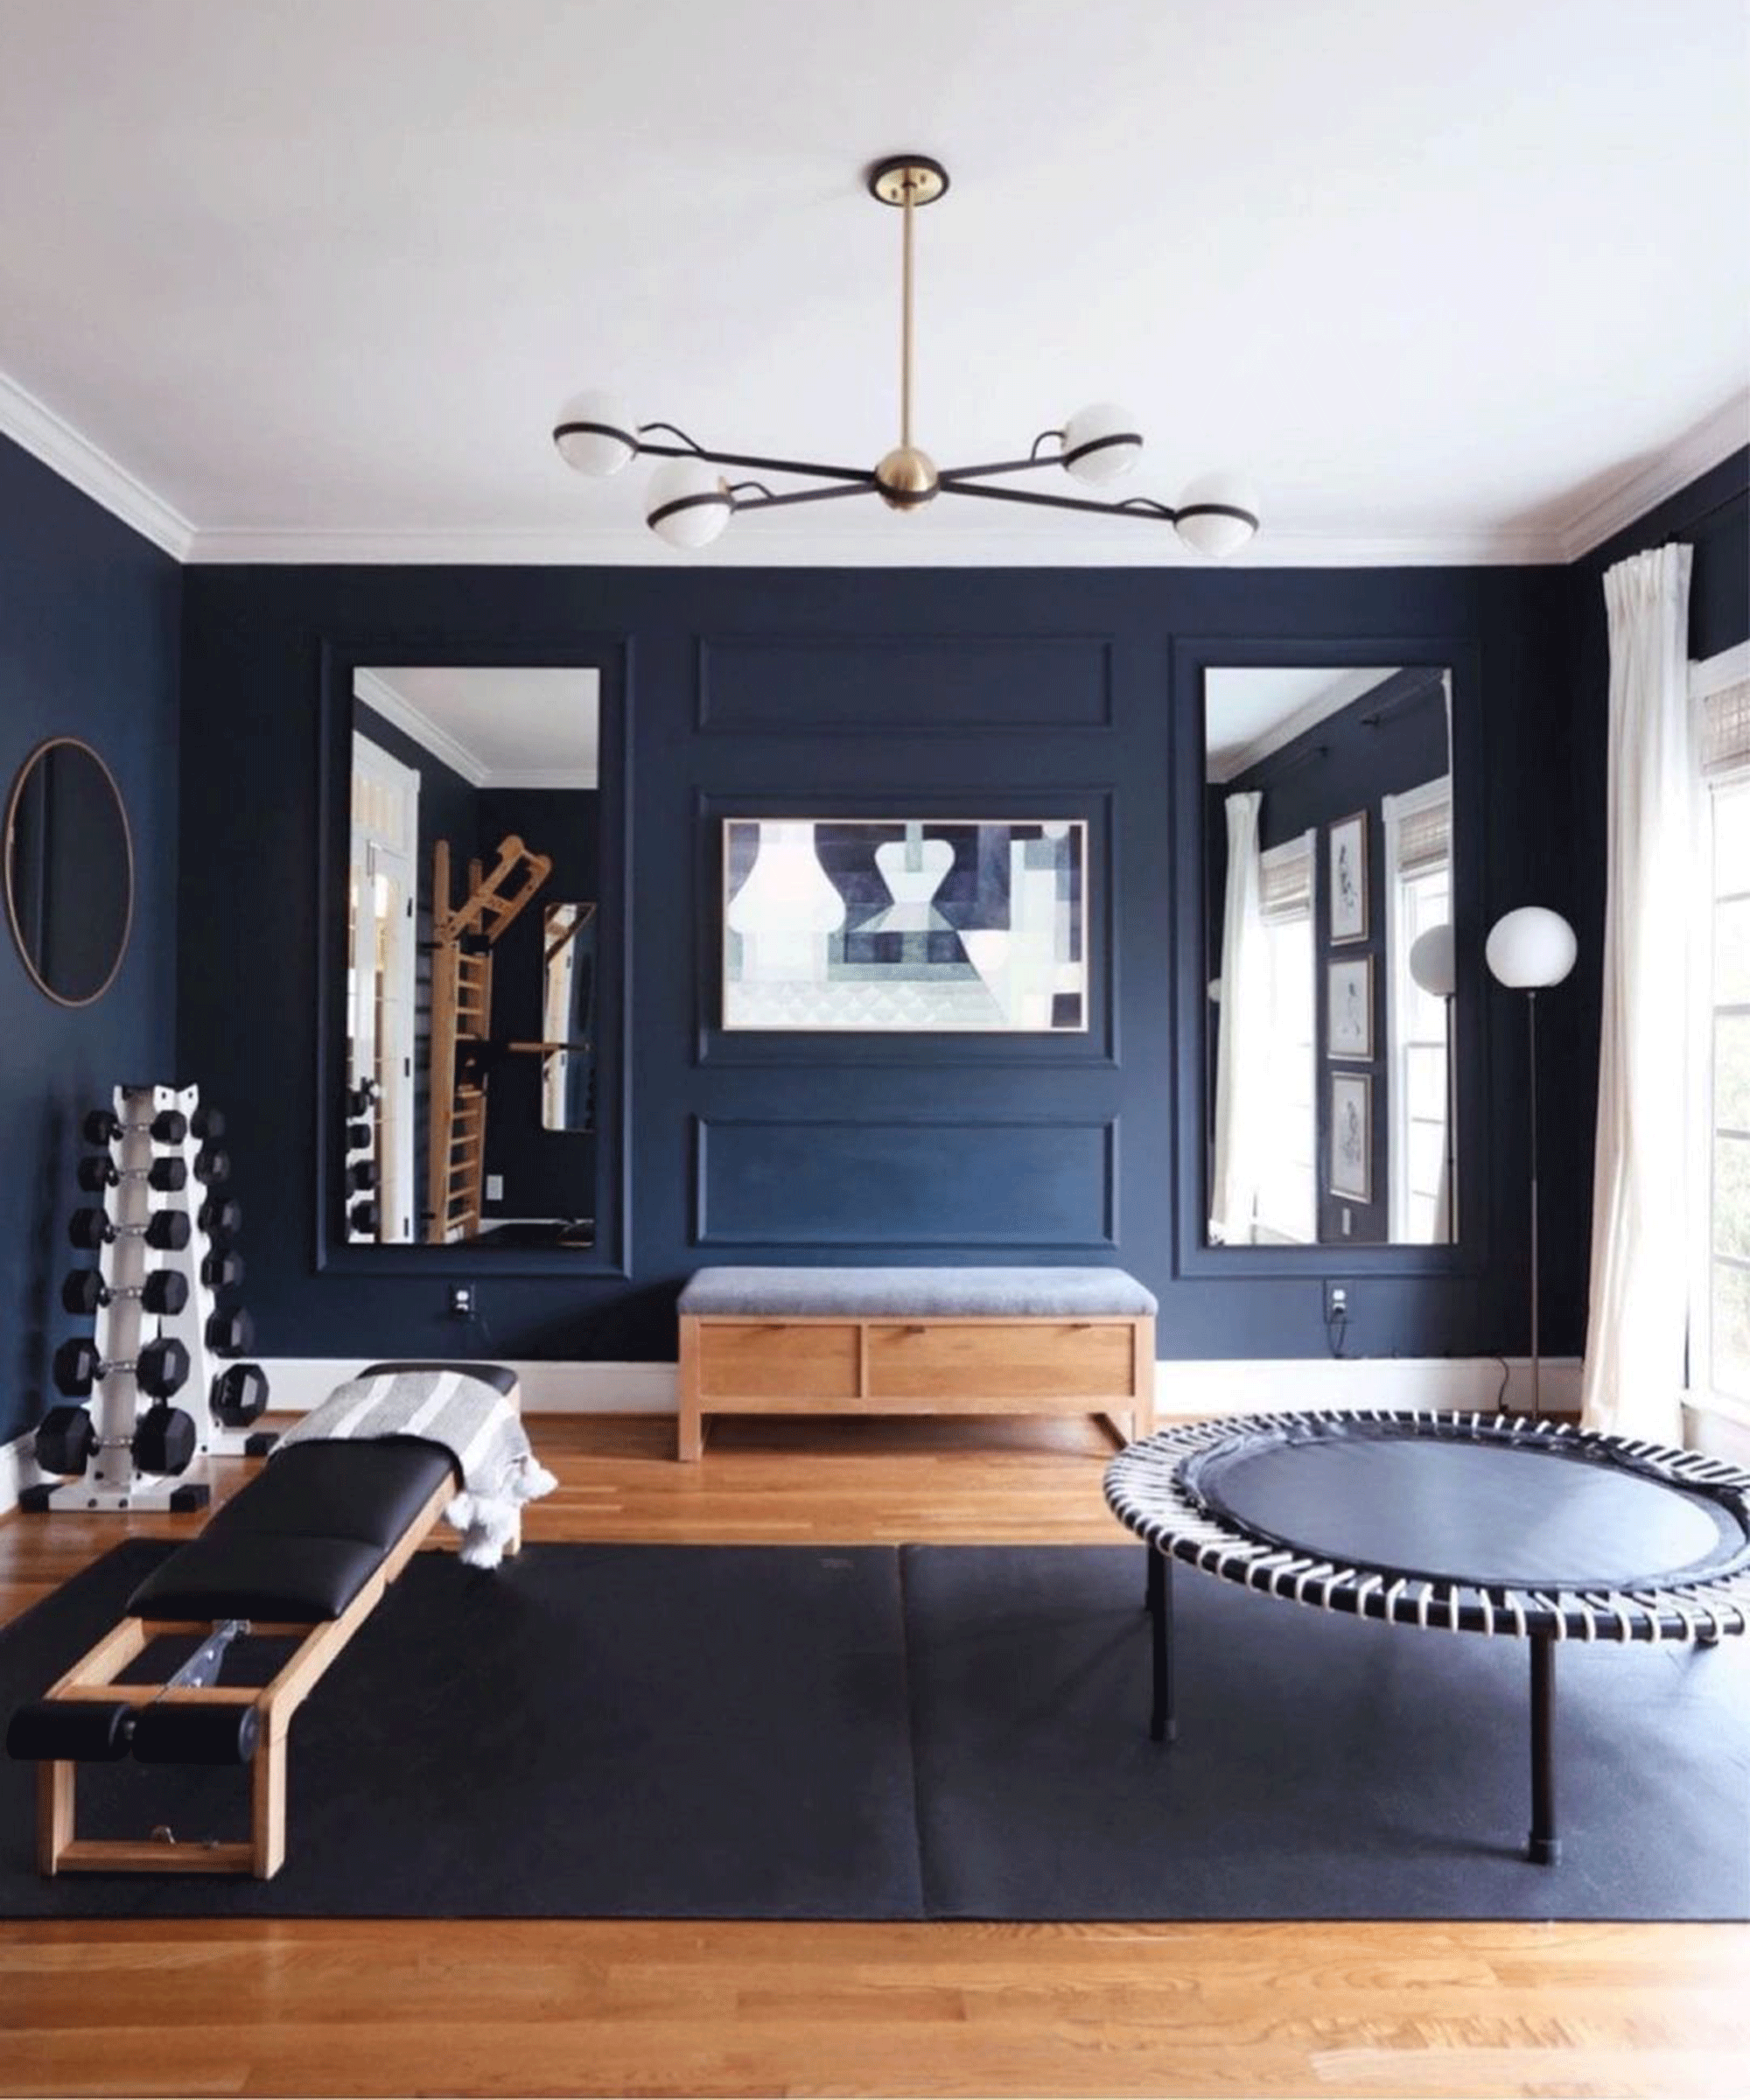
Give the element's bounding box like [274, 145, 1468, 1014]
[1326, 1283, 1348, 1322]
[486, 1174, 503, 1202]
[450, 1284, 476, 1320]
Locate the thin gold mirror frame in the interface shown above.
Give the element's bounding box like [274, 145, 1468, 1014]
[4, 735, 135, 1010]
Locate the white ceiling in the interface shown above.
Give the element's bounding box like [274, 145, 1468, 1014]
[1206, 668, 1404, 781]
[355, 667, 598, 788]
[0, 0, 1745, 567]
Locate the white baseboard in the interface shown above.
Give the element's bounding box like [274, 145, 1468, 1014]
[0, 1354, 1588, 1519]
[1684, 1396, 1750, 1468]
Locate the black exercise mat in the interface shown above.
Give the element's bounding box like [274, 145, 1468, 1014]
[0, 1539, 925, 1919]
[3, 1540, 1746, 1920]
[900, 1544, 1750, 1921]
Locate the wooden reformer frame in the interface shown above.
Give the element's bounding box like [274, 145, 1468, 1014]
[32, 1474, 458, 1880]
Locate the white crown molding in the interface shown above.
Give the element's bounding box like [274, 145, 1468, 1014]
[0, 368, 194, 560]
[352, 666, 489, 787]
[1558, 392, 1750, 563]
[486, 768, 599, 792]
[182, 521, 1573, 568]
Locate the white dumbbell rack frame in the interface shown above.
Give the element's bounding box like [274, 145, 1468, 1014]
[25, 1082, 270, 1516]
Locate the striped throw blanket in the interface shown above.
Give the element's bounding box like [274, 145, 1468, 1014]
[279, 1368, 557, 1568]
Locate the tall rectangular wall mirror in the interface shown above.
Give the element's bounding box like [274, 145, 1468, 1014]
[344, 665, 600, 1250]
[1204, 664, 1455, 1249]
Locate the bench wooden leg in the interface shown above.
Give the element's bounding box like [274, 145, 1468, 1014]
[677, 1315, 704, 1461]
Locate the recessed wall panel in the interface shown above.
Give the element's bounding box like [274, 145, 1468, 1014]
[697, 635, 1114, 732]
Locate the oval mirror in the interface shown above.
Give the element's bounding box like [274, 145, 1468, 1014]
[4, 737, 134, 1007]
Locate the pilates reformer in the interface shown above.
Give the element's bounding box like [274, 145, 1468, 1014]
[6, 1363, 521, 1880]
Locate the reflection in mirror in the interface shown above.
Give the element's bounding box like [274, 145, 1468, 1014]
[4, 738, 133, 1007]
[345, 668, 599, 1249]
[1205, 666, 1454, 1248]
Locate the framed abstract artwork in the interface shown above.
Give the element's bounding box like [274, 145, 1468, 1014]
[1329, 1070, 1373, 1203]
[1326, 956, 1374, 1060]
[1327, 810, 1368, 943]
[722, 816, 1088, 1032]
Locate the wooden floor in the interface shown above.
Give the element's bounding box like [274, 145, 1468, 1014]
[2, 1412, 1745, 2100]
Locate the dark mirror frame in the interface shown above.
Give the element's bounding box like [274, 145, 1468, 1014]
[4, 734, 135, 1010]
[312, 634, 631, 1278]
[1170, 634, 1489, 1279]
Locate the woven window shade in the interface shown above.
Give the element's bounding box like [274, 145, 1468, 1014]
[1259, 838, 1313, 922]
[1396, 798, 1451, 874]
[1702, 678, 1750, 778]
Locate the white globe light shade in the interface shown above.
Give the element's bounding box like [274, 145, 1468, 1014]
[1408, 924, 1455, 999]
[1208, 976, 1223, 1004]
[645, 458, 732, 549]
[1485, 906, 1577, 990]
[1061, 402, 1143, 485]
[1174, 472, 1261, 559]
[553, 390, 639, 477]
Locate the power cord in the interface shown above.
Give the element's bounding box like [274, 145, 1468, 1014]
[1493, 1354, 1511, 1412]
[1324, 1301, 1349, 1360]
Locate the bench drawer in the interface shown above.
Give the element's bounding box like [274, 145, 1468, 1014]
[865, 1320, 1135, 1401]
[696, 1321, 860, 1400]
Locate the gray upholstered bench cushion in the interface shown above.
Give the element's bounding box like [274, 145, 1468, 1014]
[677, 1265, 1158, 1320]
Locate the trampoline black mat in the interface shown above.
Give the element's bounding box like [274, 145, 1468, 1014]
[2, 1540, 1746, 1921]
[1182, 1420, 1750, 1592]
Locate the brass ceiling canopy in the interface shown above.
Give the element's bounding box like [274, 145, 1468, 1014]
[552, 155, 1259, 556]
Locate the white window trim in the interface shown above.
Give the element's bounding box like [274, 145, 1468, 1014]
[1382, 774, 1452, 1242]
[1687, 642, 1750, 1425]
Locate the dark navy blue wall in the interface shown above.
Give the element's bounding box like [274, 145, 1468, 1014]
[177, 557, 1590, 1368]
[0, 437, 181, 1446]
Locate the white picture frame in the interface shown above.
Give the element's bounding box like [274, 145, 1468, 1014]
[1326, 956, 1374, 1060]
[1327, 810, 1368, 944]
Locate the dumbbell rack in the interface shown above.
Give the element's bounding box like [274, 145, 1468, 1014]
[23, 1082, 273, 1516]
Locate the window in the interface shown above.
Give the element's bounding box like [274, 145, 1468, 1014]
[1383, 779, 1453, 1242]
[1694, 644, 1750, 1409]
[1254, 832, 1316, 1243]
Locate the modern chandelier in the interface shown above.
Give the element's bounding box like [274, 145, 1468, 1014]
[551, 155, 1260, 556]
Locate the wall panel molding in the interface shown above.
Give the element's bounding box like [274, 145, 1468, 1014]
[696, 632, 1115, 733]
[693, 1113, 1118, 1250]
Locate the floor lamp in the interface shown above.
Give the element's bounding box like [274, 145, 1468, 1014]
[1486, 906, 1578, 1418]
[1409, 925, 1457, 1243]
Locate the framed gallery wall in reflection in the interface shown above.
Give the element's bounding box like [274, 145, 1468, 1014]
[1326, 956, 1374, 1060]
[722, 816, 1088, 1032]
[1330, 1070, 1373, 1202]
[1327, 809, 1368, 942]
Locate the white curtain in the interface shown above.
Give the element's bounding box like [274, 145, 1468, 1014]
[1211, 791, 1270, 1243]
[1581, 542, 1693, 1440]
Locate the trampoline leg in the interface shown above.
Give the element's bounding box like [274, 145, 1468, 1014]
[1527, 1633, 1560, 1866]
[1147, 1549, 1176, 1745]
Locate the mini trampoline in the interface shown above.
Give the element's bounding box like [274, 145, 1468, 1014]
[1104, 1410, 1750, 1863]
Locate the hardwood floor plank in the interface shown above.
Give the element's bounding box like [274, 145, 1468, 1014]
[2, 1416, 1746, 2097]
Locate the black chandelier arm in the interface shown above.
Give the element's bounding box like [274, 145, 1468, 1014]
[634, 435, 878, 485]
[938, 453, 1075, 483]
[728, 480, 879, 513]
[938, 480, 1180, 523]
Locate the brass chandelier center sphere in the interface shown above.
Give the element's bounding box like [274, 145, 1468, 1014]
[875, 444, 939, 510]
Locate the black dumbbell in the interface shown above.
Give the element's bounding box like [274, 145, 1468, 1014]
[212, 1361, 270, 1427]
[205, 1307, 256, 1356]
[132, 1404, 197, 1477]
[190, 1104, 226, 1142]
[199, 1194, 242, 1239]
[33, 1404, 96, 1475]
[77, 1154, 189, 1195]
[344, 1159, 377, 1193]
[345, 1121, 373, 1149]
[201, 1247, 245, 1291]
[69, 1208, 192, 1253]
[344, 1082, 376, 1117]
[62, 1268, 189, 1318]
[53, 1335, 191, 1400]
[82, 1107, 188, 1148]
[194, 1146, 230, 1186]
[348, 1199, 382, 1235]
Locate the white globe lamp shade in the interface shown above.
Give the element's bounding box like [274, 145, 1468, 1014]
[1061, 402, 1143, 485]
[1408, 924, 1455, 999]
[1208, 976, 1223, 1004]
[552, 390, 639, 478]
[1174, 472, 1261, 559]
[645, 458, 732, 549]
[1485, 906, 1577, 990]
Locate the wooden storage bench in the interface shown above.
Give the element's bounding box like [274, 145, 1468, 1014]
[675, 1265, 1158, 1462]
